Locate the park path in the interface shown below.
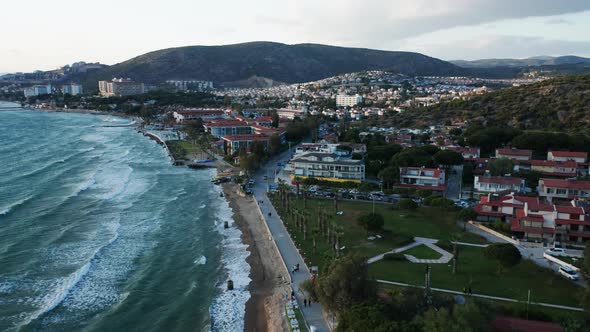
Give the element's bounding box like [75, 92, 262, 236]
[368, 237, 454, 264]
[377, 280, 584, 312]
[252, 149, 331, 331]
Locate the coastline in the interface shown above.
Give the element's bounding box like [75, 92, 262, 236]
[221, 182, 289, 332]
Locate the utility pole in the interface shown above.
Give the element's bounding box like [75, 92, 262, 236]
[526, 289, 531, 320]
[425, 264, 432, 305]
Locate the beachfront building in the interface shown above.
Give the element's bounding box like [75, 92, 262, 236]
[204, 119, 252, 138]
[398, 167, 446, 191]
[221, 134, 270, 155]
[62, 83, 83, 96]
[23, 84, 52, 97]
[98, 78, 144, 97]
[173, 109, 226, 122]
[538, 179, 590, 203]
[495, 148, 533, 161]
[336, 94, 362, 107]
[473, 174, 524, 194]
[289, 152, 365, 182]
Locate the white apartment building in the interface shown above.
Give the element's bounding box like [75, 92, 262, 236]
[289, 152, 365, 182]
[398, 167, 446, 190]
[336, 94, 362, 107]
[473, 174, 524, 194]
[62, 83, 83, 96]
[23, 84, 52, 97]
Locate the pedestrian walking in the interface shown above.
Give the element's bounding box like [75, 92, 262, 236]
[303, 299, 307, 307]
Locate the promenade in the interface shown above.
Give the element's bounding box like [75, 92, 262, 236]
[252, 149, 330, 331]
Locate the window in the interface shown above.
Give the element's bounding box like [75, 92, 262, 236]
[556, 189, 567, 195]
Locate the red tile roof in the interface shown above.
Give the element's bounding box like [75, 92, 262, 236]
[205, 119, 251, 127]
[496, 148, 532, 157]
[555, 205, 584, 214]
[549, 151, 587, 159]
[540, 179, 590, 190]
[221, 134, 270, 141]
[477, 176, 522, 185]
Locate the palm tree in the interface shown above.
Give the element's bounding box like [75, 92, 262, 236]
[312, 228, 320, 253]
[332, 188, 339, 213]
[451, 233, 461, 274]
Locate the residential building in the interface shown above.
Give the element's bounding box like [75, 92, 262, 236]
[547, 151, 587, 163]
[62, 83, 83, 96]
[289, 152, 365, 182]
[23, 84, 52, 97]
[98, 78, 144, 97]
[445, 146, 480, 159]
[165, 80, 213, 91]
[495, 148, 533, 161]
[222, 134, 270, 155]
[398, 167, 446, 191]
[530, 160, 577, 177]
[277, 109, 306, 120]
[204, 119, 252, 138]
[473, 174, 524, 194]
[538, 179, 590, 203]
[474, 193, 538, 222]
[336, 94, 362, 107]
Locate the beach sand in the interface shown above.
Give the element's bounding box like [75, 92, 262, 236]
[222, 183, 289, 332]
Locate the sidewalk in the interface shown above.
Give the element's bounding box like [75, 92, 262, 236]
[252, 148, 330, 331]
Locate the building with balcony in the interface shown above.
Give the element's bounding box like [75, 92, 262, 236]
[204, 119, 253, 138]
[547, 151, 587, 163]
[221, 134, 270, 155]
[398, 167, 446, 191]
[538, 179, 590, 203]
[62, 83, 83, 96]
[289, 153, 365, 182]
[474, 193, 539, 222]
[23, 84, 52, 97]
[336, 94, 362, 107]
[530, 160, 577, 177]
[473, 174, 525, 194]
[173, 109, 226, 122]
[98, 78, 144, 97]
[495, 148, 533, 161]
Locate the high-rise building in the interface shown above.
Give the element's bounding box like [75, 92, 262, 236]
[62, 83, 83, 96]
[336, 94, 362, 107]
[23, 84, 52, 97]
[98, 78, 144, 97]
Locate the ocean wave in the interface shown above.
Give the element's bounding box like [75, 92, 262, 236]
[194, 256, 207, 265]
[0, 195, 34, 216]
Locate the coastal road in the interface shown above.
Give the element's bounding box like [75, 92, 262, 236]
[252, 147, 331, 331]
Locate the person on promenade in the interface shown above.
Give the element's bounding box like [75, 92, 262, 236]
[303, 299, 307, 307]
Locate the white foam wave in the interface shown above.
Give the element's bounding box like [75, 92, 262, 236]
[0, 195, 34, 216]
[209, 186, 251, 332]
[194, 256, 207, 265]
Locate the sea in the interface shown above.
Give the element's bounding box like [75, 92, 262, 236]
[0, 102, 251, 331]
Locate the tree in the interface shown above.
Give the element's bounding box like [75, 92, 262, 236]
[269, 134, 282, 155]
[483, 243, 521, 268]
[458, 208, 478, 231]
[583, 244, 590, 276]
[398, 198, 418, 210]
[316, 253, 374, 312]
[434, 150, 464, 166]
[488, 158, 514, 176]
[357, 212, 385, 232]
[378, 166, 399, 189]
[270, 110, 279, 128]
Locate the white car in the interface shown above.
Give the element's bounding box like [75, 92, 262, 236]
[546, 248, 566, 256]
[558, 266, 579, 281]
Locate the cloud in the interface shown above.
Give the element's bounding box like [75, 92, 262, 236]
[545, 18, 575, 25]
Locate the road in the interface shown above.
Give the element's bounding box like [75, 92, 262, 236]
[444, 165, 462, 200]
[252, 146, 331, 331]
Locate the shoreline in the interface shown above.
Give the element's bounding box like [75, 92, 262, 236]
[221, 182, 289, 332]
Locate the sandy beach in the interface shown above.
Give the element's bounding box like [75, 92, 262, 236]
[222, 183, 290, 332]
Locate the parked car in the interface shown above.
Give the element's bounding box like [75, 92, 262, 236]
[558, 266, 579, 281]
[546, 248, 566, 256]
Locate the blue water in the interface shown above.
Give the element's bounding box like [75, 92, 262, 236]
[0, 103, 250, 331]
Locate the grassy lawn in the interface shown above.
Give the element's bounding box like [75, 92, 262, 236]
[403, 244, 443, 260]
[370, 245, 582, 307]
[166, 140, 202, 160]
[270, 195, 486, 270]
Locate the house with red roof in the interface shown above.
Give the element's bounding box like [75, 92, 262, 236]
[530, 160, 578, 177]
[473, 173, 524, 194]
[474, 193, 538, 222]
[173, 108, 226, 122]
[444, 146, 480, 159]
[547, 151, 587, 163]
[398, 167, 446, 191]
[496, 148, 533, 161]
[538, 178, 590, 203]
[203, 119, 253, 138]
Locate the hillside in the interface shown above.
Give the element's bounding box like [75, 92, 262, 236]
[397, 74, 590, 132]
[70, 42, 467, 89]
[451, 55, 590, 68]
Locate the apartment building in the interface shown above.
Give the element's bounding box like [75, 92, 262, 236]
[547, 151, 587, 163]
[221, 134, 270, 155]
[62, 83, 83, 96]
[23, 84, 52, 97]
[204, 119, 252, 138]
[336, 94, 363, 107]
[530, 160, 577, 177]
[173, 109, 225, 122]
[98, 78, 144, 97]
[289, 153, 365, 182]
[474, 193, 539, 222]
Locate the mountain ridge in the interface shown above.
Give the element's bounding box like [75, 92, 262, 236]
[451, 55, 590, 68]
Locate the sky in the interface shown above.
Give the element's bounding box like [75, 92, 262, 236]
[1, 0, 590, 72]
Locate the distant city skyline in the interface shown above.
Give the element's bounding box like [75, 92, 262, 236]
[1, 0, 590, 72]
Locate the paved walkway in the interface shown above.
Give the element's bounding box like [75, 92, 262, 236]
[376, 280, 584, 312]
[252, 148, 330, 331]
[368, 237, 454, 264]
